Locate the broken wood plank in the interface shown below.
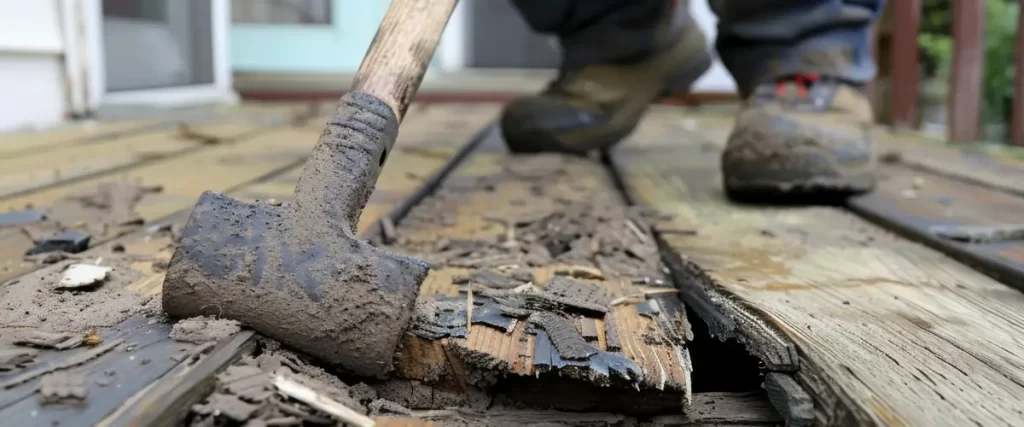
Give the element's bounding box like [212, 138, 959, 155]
[0, 103, 500, 426]
[849, 164, 1024, 290]
[386, 133, 692, 414]
[611, 115, 1024, 426]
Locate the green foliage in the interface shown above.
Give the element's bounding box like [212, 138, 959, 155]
[918, 0, 1019, 133]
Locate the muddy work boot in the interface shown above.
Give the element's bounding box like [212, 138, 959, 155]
[721, 75, 877, 196]
[501, 15, 711, 154]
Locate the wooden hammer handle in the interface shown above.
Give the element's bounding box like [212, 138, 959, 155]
[352, 0, 458, 122]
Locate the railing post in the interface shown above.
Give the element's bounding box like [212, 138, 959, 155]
[1013, 8, 1024, 146]
[949, 0, 986, 142]
[889, 0, 921, 128]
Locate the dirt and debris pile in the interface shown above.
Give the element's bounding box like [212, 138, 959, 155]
[187, 340, 389, 426]
[0, 259, 148, 332]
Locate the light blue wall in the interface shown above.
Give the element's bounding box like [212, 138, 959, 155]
[231, 0, 441, 73]
[231, 1, 385, 72]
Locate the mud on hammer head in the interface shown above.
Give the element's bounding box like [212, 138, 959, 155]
[161, 0, 458, 378]
[161, 92, 429, 378]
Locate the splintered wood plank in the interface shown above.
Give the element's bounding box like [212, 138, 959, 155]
[388, 133, 691, 413]
[0, 103, 501, 427]
[849, 164, 1024, 290]
[612, 111, 1024, 426]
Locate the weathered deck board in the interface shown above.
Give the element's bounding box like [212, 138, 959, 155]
[849, 164, 1024, 290]
[611, 114, 1024, 425]
[0, 101, 311, 161]
[877, 130, 1024, 198]
[0, 103, 500, 426]
[0, 113, 290, 200]
[0, 120, 159, 159]
[386, 133, 692, 414]
[0, 122, 322, 282]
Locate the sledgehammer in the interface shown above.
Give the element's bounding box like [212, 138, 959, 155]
[161, 0, 458, 378]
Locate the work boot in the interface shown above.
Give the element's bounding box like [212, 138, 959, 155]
[501, 10, 712, 154]
[721, 75, 877, 195]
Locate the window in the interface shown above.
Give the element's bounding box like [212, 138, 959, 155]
[232, 0, 332, 25]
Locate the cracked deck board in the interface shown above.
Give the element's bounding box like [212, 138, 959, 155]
[849, 164, 1024, 291]
[611, 111, 1024, 426]
[0, 102, 501, 426]
[389, 134, 691, 413]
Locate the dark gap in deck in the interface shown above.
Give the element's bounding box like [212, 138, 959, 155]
[599, 150, 767, 394]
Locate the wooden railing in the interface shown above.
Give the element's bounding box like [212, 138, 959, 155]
[885, 1, 1023, 146]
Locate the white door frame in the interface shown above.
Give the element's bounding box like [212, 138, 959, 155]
[74, 0, 236, 113]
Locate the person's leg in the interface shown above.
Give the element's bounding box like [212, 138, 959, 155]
[501, 0, 712, 154]
[711, 0, 885, 195]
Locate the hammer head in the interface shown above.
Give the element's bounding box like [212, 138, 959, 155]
[162, 93, 430, 378]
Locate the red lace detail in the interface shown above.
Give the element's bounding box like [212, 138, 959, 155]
[775, 73, 820, 98]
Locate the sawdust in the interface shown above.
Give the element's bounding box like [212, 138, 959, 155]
[169, 316, 242, 344]
[0, 259, 148, 332]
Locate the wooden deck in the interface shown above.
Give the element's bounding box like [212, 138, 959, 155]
[1, 101, 1023, 426]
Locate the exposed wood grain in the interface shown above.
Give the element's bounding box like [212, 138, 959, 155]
[352, 0, 457, 121]
[0, 103, 500, 426]
[849, 164, 1024, 290]
[612, 113, 1024, 426]
[390, 133, 691, 412]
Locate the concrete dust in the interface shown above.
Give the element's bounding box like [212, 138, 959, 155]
[0, 259, 147, 332]
[169, 316, 241, 344]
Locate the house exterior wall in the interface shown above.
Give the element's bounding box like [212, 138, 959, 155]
[0, 0, 69, 132]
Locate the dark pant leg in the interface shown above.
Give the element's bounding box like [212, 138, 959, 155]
[710, 0, 885, 96]
[509, 0, 677, 68]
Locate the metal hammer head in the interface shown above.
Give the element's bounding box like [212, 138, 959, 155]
[162, 93, 429, 378]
